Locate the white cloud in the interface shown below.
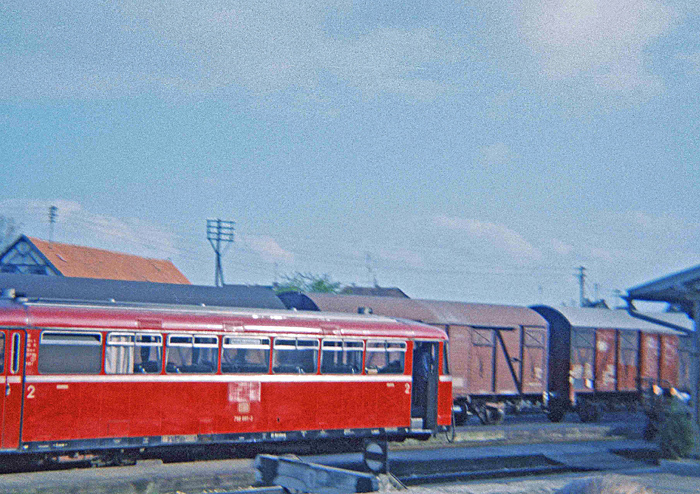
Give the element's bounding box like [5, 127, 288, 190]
[242, 235, 295, 263]
[433, 215, 541, 261]
[547, 238, 574, 256]
[0, 199, 178, 258]
[520, 0, 678, 95]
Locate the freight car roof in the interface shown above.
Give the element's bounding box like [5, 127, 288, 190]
[532, 305, 692, 335]
[280, 293, 548, 328]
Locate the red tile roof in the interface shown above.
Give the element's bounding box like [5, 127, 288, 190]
[28, 237, 190, 284]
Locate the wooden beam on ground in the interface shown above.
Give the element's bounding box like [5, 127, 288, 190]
[254, 454, 379, 493]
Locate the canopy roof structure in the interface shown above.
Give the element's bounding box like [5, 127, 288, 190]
[627, 264, 700, 316]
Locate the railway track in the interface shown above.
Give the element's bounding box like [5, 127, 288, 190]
[0, 414, 652, 494]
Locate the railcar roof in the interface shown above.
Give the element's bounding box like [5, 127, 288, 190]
[0, 299, 447, 339]
[284, 293, 548, 328]
[532, 305, 691, 335]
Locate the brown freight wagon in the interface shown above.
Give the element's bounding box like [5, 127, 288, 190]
[279, 293, 550, 425]
[531, 305, 691, 422]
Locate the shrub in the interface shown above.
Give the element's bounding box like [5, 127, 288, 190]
[656, 398, 696, 459]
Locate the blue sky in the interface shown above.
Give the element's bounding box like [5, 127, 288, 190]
[1, 1, 699, 307]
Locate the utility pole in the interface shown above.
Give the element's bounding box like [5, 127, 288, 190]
[207, 219, 235, 287]
[48, 206, 58, 243]
[577, 266, 586, 307]
[366, 252, 377, 287]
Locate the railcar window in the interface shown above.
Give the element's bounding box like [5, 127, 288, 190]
[442, 342, 450, 375]
[0, 333, 4, 373]
[105, 333, 163, 374]
[321, 340, 363, 374]
[365, 340, 406, 374]
[136, 334, 163, 373]
[273, 338, 319, 374]
[222, 337, 270, 374]
[105, 333, 135, 374]
[11, 333, 20, 374]
[38, 332, 102, 374]
[166, 334, 219, 373]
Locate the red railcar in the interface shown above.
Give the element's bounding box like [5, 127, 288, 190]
[531, 306, 691, 422]
[0, 294, 450, 462]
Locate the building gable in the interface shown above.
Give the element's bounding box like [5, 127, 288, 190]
[0, 236, 61, 276]
[0, 235, 190, 284]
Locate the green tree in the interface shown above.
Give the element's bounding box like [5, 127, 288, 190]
[274, 272, 342, 294]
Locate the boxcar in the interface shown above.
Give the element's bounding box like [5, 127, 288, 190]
[279, 293, 550, 425]
[531, 305, 692, 422]
[0, 292, 451, 463]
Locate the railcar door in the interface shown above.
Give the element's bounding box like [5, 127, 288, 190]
[411, 341, 439, 430]
[1, 330, 25, 450]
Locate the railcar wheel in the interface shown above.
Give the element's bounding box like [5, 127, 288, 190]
[93, 449, 139, 467]
[445, 411, 456, 443]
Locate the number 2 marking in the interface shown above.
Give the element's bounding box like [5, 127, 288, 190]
[405, 383, 411, 394]
[26, 385, 36, 399]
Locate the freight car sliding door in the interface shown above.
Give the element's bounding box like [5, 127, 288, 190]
[1, 330, 24, 450]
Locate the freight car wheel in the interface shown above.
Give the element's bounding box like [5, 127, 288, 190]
[477, 406, 504, 425]
[453, 401, 469, 426]
[489, 407, 505, 425]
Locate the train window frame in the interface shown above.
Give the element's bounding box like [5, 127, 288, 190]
[104, 333, 135, 375]
[320, 339, 364, 374]
[365, 340, 407, 375]
[442, 342, 450, 375]
[0, 333, 4, 373]
[272, 337, 319, 374]
[166, 333, 219, 374]
[11, 333, 20, 374]
[38, 331, 103, 375]
[135, 333, 163, 373]
[105, 332, 164, 374]
[222, 336, 271, 374]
